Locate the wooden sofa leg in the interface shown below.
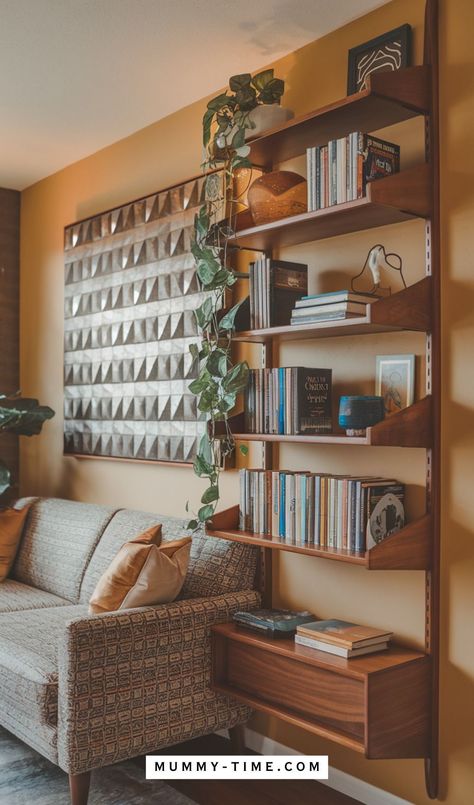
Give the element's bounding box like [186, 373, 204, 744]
[69, 771, 91, 805]
[228, 724, 246, 753]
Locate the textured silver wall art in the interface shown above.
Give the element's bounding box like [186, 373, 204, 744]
[64, 174, 219, 463]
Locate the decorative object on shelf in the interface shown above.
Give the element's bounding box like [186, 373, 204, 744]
[63, 173, 219, 464]
[233, 608, 315, 638]
[204, 69, 288, 155]
[366, 492, 405, 549]
[351, 243, 406, 296]
[247, 103, 293, 137]
[376, 354, 415, 415]
[338, 395, 385, 436]
[295, 619, 393, 658]
[248, 171, 307, 225]
[0, 394, 54, 496]
[347, 24, 411, 95]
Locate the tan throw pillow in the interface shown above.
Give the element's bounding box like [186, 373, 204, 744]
[0, 504, 32, 582]
[89, 525, 191, 614]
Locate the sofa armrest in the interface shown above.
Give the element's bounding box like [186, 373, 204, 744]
[57, 590, 260, 773]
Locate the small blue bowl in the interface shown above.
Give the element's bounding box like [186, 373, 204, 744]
[338, 395, 385, 435]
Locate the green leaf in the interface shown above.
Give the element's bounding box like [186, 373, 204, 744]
[207, 92, 229, 112]
[229, 73, 252, 92]
[0, 397, 55, 436]
[235, 145, 251, 158]
[195, 297, 213, 329]
[239, 444, 249, 456]
[201, 485, 219, 505]
[189, 343, 200, 361]
[198, 433, 213, 464]
[194, 455, 213, 478]
[258, 77, 285, 104]
[197, 258, 219, 286]
[219, 297, 248, 331]
[198, 504, 214, 523]
[187, 519, 199, 531]
[0, 460, 11, 496]
[223, 361, 249, 394]
[251, 69, 274, 92]
[231, 127, 246, 150]
[207, 349, 228, 377]
[202, 109, 214, 147]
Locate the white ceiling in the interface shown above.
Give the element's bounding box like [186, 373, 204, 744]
[0, 0, 389, 190]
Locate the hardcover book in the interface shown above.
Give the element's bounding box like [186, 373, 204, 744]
[295, 367, 332, 434]
[296, 619, 393, 648]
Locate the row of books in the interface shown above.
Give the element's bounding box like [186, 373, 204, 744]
[239, 468, 405, 552]
[290, 288, 377, 325]
[306, 132, 400, 211]
[295, 619, 392, 658]
[249, 258, 307, 330]
[244, 367, 332, 435]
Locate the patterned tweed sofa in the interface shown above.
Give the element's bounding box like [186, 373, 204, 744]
[0, 497, 260, 804]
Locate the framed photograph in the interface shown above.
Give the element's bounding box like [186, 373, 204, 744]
[347, 24, 411, 95]
[376, 354, 415, 415]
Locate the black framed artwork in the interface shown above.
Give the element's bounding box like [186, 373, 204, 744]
[347, 24, 411, 95]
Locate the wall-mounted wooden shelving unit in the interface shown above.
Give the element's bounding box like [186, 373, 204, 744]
[208, 0, 440, 797]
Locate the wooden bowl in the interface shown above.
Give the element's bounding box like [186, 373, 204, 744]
[248, 171, 307, 225]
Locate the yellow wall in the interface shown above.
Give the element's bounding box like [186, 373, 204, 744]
[19, 0, 474, 802]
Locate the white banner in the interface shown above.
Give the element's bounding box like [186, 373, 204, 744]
[146, 755, 328, 780]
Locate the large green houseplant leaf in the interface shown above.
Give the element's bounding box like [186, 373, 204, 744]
[0, 394, 55, 497]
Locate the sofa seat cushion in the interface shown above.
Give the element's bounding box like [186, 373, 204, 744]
[12, 498, 117, 602]
[0, 580, 71, 613]
[0, 605, 87, 733]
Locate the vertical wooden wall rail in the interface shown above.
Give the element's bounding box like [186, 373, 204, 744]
[423, 0, 440, 799]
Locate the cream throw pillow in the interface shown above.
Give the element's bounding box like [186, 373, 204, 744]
[89, 524, 191, 614]
[0, 504, 32, 582]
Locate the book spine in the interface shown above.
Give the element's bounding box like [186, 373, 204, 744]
[271, 471, 280, 537]
[314, 474, 321, 546]
[278, 367, 285, 435]
[306, 147, 313, 212]
[295, 474, 303, 544]
[315, 146, 321, 210]
[307, 474, 314, 544]
[320, 476, 327, 547]
[357, 131, 364, 198]
[279, 473, 286, 538]
[239, 469, 246, 531]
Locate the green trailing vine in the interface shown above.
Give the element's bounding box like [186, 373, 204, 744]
[186, 70, 284, 529]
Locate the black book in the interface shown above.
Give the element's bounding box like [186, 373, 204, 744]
[269, 260, 308, 327]
[294, 367, 332, 434]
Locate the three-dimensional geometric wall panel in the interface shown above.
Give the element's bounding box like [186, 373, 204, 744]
[64, 174, 215, 463]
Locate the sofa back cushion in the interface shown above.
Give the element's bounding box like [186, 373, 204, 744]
[12, 498, 117, 602]
[80, 509, 258, 603]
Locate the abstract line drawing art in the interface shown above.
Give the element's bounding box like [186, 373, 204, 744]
[347, 24, 411, 95]
[64, 173, 222, 464]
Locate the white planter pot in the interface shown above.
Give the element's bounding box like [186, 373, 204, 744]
[246, 105, 294, 138]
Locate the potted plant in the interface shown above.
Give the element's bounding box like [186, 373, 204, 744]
[0, 394, 55, 497]
[204, 69, 292, 151]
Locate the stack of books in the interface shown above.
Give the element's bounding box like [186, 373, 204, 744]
[244, 367, 332, 435]
[295, 619, 393, 658]
[239, 469, 405, 551]
[249, 258, 307, 329]
[306, 132, 400, 211]
[290, 289, 377, 325]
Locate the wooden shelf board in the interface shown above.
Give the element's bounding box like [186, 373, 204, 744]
[211, 679, 366, 753]
[247, 66, 431, 167]
[212, 623, 427, 679]
[208, 506, 432, 570]
[221, 397, 432, 449]
[234, 277, 432, 343]
[230, 165, 431, 251]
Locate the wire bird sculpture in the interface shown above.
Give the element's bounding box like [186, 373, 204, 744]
[351, 244, 406, 296]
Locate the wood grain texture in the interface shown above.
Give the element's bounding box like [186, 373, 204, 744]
[207, 506, 431, 570]
[247, 65, 430, 168]
[229, 166, 430, 251]
[0, 188, 20, 494]
[212, 625, 429, 758]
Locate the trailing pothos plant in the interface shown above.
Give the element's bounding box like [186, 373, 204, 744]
[186, 70, 285, 531]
